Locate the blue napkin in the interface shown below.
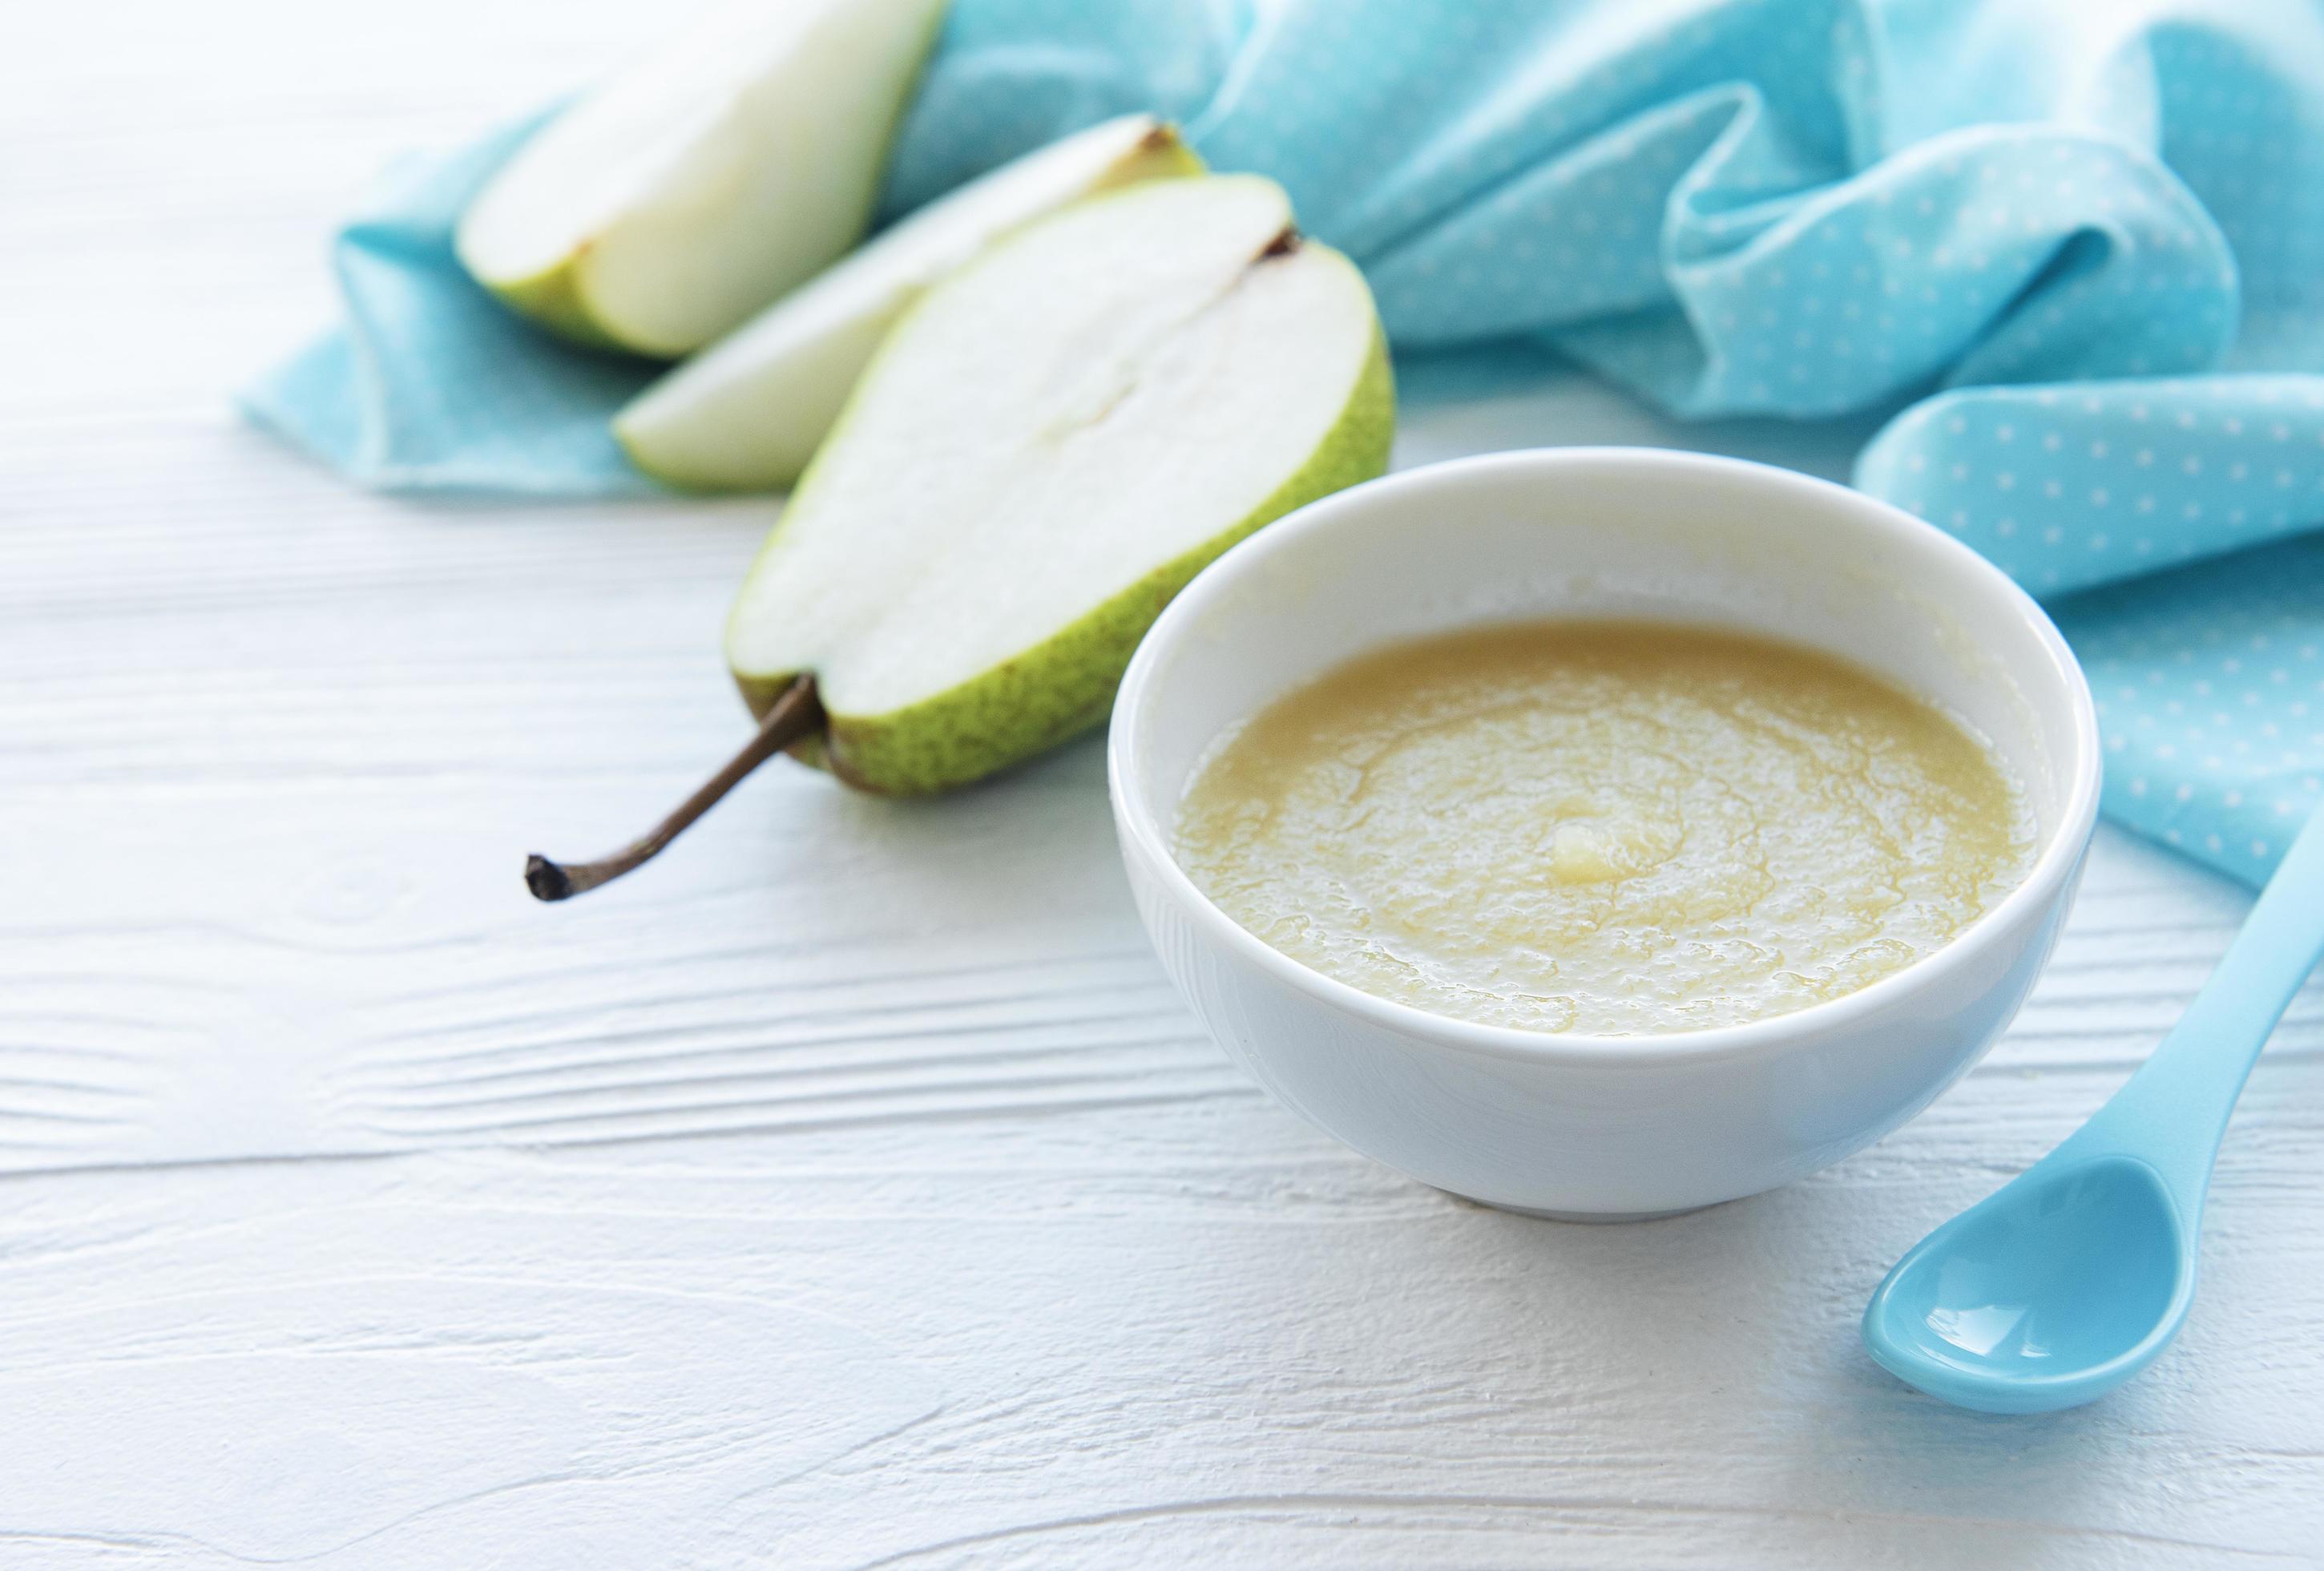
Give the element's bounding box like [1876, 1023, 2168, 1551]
[243, 0, 2324, 886]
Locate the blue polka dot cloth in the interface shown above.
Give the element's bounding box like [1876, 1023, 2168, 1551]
[243, 0, 2324, 886]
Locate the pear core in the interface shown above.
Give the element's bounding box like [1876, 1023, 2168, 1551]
[1173, 620, 2037, 1035]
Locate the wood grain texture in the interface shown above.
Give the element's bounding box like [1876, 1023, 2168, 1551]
[3, 1, 2322, 1564]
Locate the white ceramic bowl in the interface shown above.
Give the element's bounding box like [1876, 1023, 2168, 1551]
[1109, 448, 2101, 1219]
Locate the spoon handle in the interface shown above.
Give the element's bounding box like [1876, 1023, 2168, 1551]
[2064, 808, 2324, 1205]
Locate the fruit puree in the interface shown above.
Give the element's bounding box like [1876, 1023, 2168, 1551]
[1172, 620, 2035, 1034]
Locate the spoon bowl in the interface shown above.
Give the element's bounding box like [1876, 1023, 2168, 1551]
[1864, 1155, 2192, 1414]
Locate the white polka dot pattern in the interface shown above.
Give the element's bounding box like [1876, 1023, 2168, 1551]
[1856, 378, 2324, 598]
[2056, 537, 2324, 886]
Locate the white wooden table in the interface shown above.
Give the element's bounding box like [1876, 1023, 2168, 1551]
[6, 3, 2322, 1565]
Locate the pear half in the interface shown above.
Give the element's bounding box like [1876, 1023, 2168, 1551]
[455, 0, 947, 357]
[615, 114, 1204, 491]
[528, 175, 1393, 900]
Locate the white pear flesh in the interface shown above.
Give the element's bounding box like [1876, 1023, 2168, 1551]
[615, 114, 1204, 491]
[454, 0, 947, 356]
[724, 174, 1394, 793]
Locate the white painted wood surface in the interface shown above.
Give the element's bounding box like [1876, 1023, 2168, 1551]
[5, 2, 2322, 1564]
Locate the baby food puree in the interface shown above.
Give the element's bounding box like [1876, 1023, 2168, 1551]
[1173, 620, 2036, 1034]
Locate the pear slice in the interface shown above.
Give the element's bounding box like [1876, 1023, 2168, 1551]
[454, 0, 947, 357]
[615, 115, 1204, 492]
[528, 175, 1394, 900]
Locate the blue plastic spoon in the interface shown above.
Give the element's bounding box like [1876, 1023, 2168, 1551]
[1863, 807, 2324, 1414]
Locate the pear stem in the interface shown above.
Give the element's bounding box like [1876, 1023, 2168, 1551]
[526, 674, 825, 902]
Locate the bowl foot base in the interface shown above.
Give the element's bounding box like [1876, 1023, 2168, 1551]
[1442, 1189, 1709, 1223]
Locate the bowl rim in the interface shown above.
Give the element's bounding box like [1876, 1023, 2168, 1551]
[1108, 446, 2104, 1068]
